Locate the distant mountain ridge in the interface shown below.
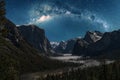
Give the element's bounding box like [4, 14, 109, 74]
[51, 38, 80, 54]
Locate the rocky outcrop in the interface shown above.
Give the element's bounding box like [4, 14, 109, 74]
[83, 31, 103, 44]
[18, 25, 51, 53]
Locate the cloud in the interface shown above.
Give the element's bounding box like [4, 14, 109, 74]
[37, 15, 51, 23]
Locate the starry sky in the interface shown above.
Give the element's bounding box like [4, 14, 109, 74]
[6, 0, 120, 41]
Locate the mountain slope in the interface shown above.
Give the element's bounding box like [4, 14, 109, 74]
[73, 31, 103, 55]
[73, 39, 89, 55]
[18, 25, 51, 53]
[0, 19, 51, 73]
[87, 30, 120, 58]
[73, 30, 120, 59]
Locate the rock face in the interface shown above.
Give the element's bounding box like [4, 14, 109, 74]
[73, 30, 120, 58]
[4, 19, 22, 46]
[84, 31, 103, 43]
[18, 25, 51, 53]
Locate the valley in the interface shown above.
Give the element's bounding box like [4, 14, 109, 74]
[21, 54, 114, 80]
[1, 0, 120, 80]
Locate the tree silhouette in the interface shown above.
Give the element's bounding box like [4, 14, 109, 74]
[0, 0, 6, 30]
[0, 0, 8, 37]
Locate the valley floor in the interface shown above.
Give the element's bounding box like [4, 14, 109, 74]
[21, 54, 114, 80]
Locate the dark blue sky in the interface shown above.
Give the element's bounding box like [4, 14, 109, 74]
[6, 0, 120, 41]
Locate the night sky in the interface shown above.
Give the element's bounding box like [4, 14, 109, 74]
[6, 0, 120, 41]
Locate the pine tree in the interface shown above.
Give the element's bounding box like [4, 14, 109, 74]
[0, 55, 20, 80]
[0, 0, 8, 37]
[0, 0, 6, 26]
[0, 0, 6, 32]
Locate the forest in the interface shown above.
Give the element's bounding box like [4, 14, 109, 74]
[41, 61, 120, 80]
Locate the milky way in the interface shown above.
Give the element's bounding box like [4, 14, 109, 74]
[6, 0, 120, 41]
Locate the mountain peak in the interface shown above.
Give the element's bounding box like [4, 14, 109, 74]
[84, 31, 103, 43]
